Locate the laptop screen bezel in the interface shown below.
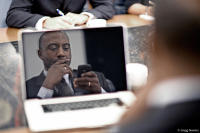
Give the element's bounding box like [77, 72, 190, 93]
[18, 26, 129, 100]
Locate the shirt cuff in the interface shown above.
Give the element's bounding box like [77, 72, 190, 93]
[35, 16, 50, 30]
[101, 87, 106, 93]
[81, 12, 96, 20]
[37, 86, 54, 99]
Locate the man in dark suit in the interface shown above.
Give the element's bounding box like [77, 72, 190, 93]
[6, 0, 114, 29]
[112, 0, 200, 132]
[26, 31, 115, 99]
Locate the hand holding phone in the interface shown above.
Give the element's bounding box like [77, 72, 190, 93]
[75, 64, 101, 93]
[77, 64, 92, 77]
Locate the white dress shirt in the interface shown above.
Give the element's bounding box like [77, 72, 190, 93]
[35, 12, 95, 30]
[147, 76, 200, 107]
[108, 76, 200, 133]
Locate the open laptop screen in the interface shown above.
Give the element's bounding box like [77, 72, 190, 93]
[20, 26, 128, 99]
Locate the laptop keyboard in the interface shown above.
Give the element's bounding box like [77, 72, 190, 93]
[42, 98, 123, 113]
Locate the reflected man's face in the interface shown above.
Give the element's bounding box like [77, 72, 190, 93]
[38, 32, 71, 70]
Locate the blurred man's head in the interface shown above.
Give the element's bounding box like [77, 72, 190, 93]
[152, 0, 200, 77]
[38, 31, 71, 70]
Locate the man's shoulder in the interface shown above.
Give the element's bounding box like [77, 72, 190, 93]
[26, 75, 40, 83]
[25, 73, 45, 99]
[26, 72, 44, 85]
[119, 100, 200, 133]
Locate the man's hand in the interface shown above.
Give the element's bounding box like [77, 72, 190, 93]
[43, 12, 89, 29]
[43, 16, 74, 29]
[65, 12, 89, 26]
[128, 3, 154, 16]
[42, 60, 72, 89]
[74, 71, 101, 93]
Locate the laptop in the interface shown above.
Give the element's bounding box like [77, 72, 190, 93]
[18, 26, 136, 132]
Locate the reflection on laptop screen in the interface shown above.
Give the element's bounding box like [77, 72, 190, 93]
[20, 26, 128, 99]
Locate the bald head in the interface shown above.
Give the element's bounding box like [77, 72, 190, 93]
[38, 31, 71, 70]
[39, 31, 70, 50]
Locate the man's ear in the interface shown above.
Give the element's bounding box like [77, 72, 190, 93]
[38, 49, 43, 60]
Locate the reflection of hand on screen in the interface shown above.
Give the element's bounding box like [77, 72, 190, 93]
[74, 71, 101, 93]
[42, 59, 72, 89]
[77, 64, 92, 78]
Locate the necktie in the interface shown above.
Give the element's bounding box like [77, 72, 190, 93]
[53, 78, 74, 97]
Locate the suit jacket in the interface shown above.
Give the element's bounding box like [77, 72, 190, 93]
[6, 0, 114, 28]
[116, 78, 200, 133]
[26, 71, 115, 99]
[118, 100, 200, 133]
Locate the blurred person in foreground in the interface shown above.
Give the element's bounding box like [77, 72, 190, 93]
[112, 0, 200, 132]
[6, 0, 114, 30]
[0, 43, 26, 130]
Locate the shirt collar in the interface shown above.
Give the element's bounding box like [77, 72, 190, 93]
[147, 76, 200, 107]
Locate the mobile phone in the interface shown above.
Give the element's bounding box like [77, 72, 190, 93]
[77, 64, 92, 77]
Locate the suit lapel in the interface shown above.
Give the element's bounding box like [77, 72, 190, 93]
[35, 71, 46, 87]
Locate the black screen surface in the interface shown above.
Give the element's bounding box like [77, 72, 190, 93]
[83, 27, 127, 91]
[21, 26, 128, 99]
